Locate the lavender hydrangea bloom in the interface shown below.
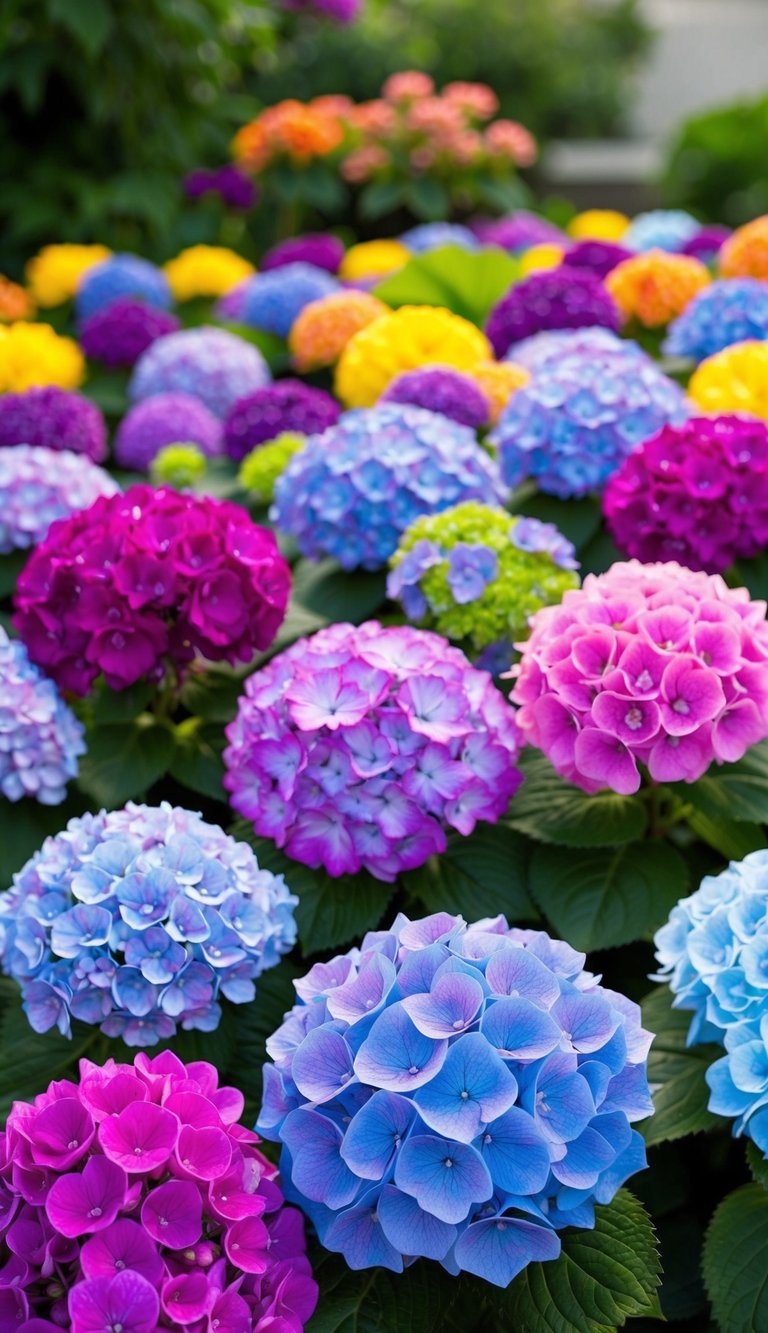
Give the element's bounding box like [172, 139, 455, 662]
[400, 224, 480, 253]
[76, 254, 173, 322]
[79, 297, 180, 368]
[114, 392, 223, 470]
[218, 265, 340, 338]
[471, 212, 566, 252]
[262, 234, 345, 274]
[272, 404, 506, 570]
[0, 386, 107, 462]
[260, 910, 653, 1283]
[506, 326, 634, 372]
[223, 380, 341, 462]
[663, 279, 768, 362]
[623, 210, 700, 253]
[380, 367, 490, 431]
[0, 445, 119, 552]
[128, 326, 271, 419]
[486, 267, 622, 359]
[0, 802, 298, 1043]
[0, 629, 84, 804]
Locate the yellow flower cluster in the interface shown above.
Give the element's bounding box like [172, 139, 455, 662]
[518, 244, 563, 276]
[606, 250, 710, 328]
[567, 209, 630, 242]
[163, 246, 255, 301]
[0, 322, 85, 392]
[335, 304, 491, 408]
[467, 359, 530, 425]
[688, 340, 768, 420]
[25, 244, 111, 307]
[339, 240, 410, 282]
[289, 291, 388, 371]
[0, 277, 35, 323]
[719, 216, 768, 280]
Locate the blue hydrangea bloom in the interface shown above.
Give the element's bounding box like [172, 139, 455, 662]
[0, 628, 85, 804]
[218, 263, 340, 338]
[400, 224, 480, 253]
[623, 210, 700, 254]
[489, 347, 687, 498]
[505, 326, 640, 372]
[128, 326, 271, 418]
[260, 910, 653, 1284]
[0, 802, 297, 1044]
[75, 254, 173, 322]
[664, 279, 768, 362]
[272, 404, 506, 570]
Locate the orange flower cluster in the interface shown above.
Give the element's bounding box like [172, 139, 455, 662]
[233, 99, 345, 173]
[606, 250, 710, 328]
[0, 277, 34, 322]
[720, 216, 768, 280]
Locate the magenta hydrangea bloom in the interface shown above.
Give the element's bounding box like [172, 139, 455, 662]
[0, 1053, 317, 1329]
[79, 297, 180, 369]
[224, 621, 523, 882]
[0, 445, 118, 555]
[14, 485, 290, 696]
[603, 416, 768, 573]
[114, 391, 223, 471]
[380, 366, 490, 430]
[223, 380, 341, 462]
[485, 266, 622, 358]
[262, 234, 345, 274]
[0, 387, 107, 462]
[513, 560, 768, 795]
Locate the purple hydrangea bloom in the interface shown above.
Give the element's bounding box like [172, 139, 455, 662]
[489, 346, 687, 498]
[262, 234, 345, 274]
[114, 392, 223, 471]
[506, 326, 634, 372]
[272, 404, 506, 570]
[400, 223, 480, 253]
[76, 254, 173, 322]
[486, 266, 621, 358]
[0, 628, 84, 804]
[128, 326, 271, 419]
[79, 297, 180, 369]
[0, 386, 107, 462]
[0, 802, 298, 1043]
[663, 278, 768, 362]
[510, 516, 580, 569]
[218, 264, 340, 338]
[623, 209, 700, 253]
[682, 225, 732, 264]
[223, 379, 340, 462]
[564, 239, 633, 279]
[380, 367, 490, 431]
[260, 909, 653, 1282]
[184, 163, 257, 210]
[0, 444, 118, 553]
[471, 211, 566, 252]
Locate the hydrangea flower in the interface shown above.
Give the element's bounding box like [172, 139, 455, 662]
[622, 209, 700, 253]
[664, 279, 768, 362]
[567, 210, 630, 243]
[14, 485, 290, 695]
[0, 628, 84, 804]
[489, 346, 686, 498]
[388, 503, 579, 662]
[518, 244, 565, 277]
[485, 267, 621, 358]
[564, 239, 633, 279]
[223, 380, 340, 462]
[0, 802, 298, 1043]
[471, 211, 566, 252]
[338, 240, 410, 283]
[129, 326, 271, 419]
[604, 416, 768, 572]
[272, 404, 505, 570]
[262, 234, 345, 273]
[75, 254, 173, 322]
[688, 340, 768, 420]
[720, 216, 768, 279]
[239, 433, 307, 504]
[513, 560, 768, 795]
[162, 245, 255, 301]
[0, 386, 107, 461]
[114, 392, 223, 471]
[219, 264, 340, 338]
[380, 366, 490, 430]
[0, 445, 118, 554]
[606, 252, 710, 328]
[0, 1053, 317, 1329]
[259, 909, 652, 1283]
[0, 322, 85, 392]
[79, 297, 180, 369]
[150, 443, 208, 490]
[288, 290, 388, 372]
[25, 243, 111, 307]
[505, 326, 632, 372]
[467, 360, 530, 425]
[185, 163, 257, 209]
[682, 225, 731, 264]
[400, 223, 480, 252]
[224, 622, 523, 881]
[335, 307, 491, 409]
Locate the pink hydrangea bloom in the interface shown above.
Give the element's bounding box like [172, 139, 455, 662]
[513, 560, 768, 794]
[0, 1054, 317, 1330]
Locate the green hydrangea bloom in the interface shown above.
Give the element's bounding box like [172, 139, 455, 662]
[150, 442, 207, 489]
[238, 432, 307, 504]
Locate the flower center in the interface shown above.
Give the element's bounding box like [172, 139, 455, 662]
[444, 1158, 453, 1168]
[459, 1090, 470, 1101]
[672, 698, 690, 715]
[624, 705, 644, 731]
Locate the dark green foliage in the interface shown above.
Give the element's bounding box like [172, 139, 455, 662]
[662, 96, 768, 227]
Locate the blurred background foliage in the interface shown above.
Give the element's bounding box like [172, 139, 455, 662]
[661, 94, 768, 227]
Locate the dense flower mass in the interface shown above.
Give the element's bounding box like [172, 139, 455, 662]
[240, 432, 308, 503]
[0, 628, 85, 805]
[151, 443, 208, 490]
[564, 239, 633, 279]
[224, 622, 523, 881]
[223, 380, 340, 462]
[0, 445, 118, 555]
[0, 1054, 317, 1329]
[622, 209, 700, 253]
[0, 322, 85, 392]
[272, 404, 505, 569]
[471, 211, 565, 252]
[259, 909, 652, 1281]
[262, 234, 345, 273]
[719, 216, 768, 279]
[75, 254, 173, 322]
[688, 339, 768, 419]
[467, 359, 530, 424]
[663, 279, 768, 361]
[0, 275, 34, 322]
[0, 802, 298, 1043]
[114, 392, 223, 470]
[380, 365, 490, 429]
[606, 251, 710, 327]
[0, 386, 107, 461]
[79, 297, 180, 369]
[221, 264, 340, 337]
[682, 225, 731, 263]
[513, 560, 768, 794]
[518, 244, 564, 277]
[485, 266, 621, 358]
[288, 290, 388, 371]
[400, 222, 480, 252]
[335, 306, 491, 408]
[163, 245, 255, 300]
[14, 485, 291, 695]
[129, 326, 271, 418]
[338, 239, 410, 282]
[567, 209, 629, 242]
[388, 503, 579, 661]
[490, 345, 686, 497]
[604, 416, 768, 572]
[25, 243, 112, 307]
[505, 325, 632, 372]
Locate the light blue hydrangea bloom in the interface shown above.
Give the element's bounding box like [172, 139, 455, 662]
[664, 279, 768, 362]
[75, 254, 173, 322]
[128, 326, 271, 418]
[623, 210, 700, 254]
[218, 263, 340, 338]
[0, 629, 85, 804]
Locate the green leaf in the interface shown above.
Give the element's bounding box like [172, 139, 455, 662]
[528, 839, 688, 951]
[179, 665, 246, 725]
[404, 824, 538, 923]
[679, 740, 768, 824]
[307, 1255, 455, 1333]
[507, 751, 648, 847]
[77, 718, 176, 807]
[373, 246, 520, 327]
[291, 559, 387, 625]
[0, 985, 99, 1117]
[0, 550, 29, 598]
[640, 986, 722, 1146]
[0, 793, 88, 885]
[170, 721, 227, 803]
[509, 494, 603, 554]
[223, 957, 302, 1122]
[405, 176, 450, 220]
[48, 0, 112, 56]
[89, 680, 156, 725]
[747, 1139, 768, 1192]
[684, 808, 766, 861]
[80, 369, 129, 416]
[703, 1184, 768, 1333]
[358, 179, 406, 221]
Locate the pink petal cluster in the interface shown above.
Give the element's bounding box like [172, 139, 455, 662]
[0, 1053, 317, 1332]
[14, 486, 291, 697]
[513, 560, 768, 794]
[224, 622, 523, 882]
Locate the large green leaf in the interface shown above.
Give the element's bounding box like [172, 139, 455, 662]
[223, 957, 302, 1122]
[703, 1184, 768, 1333]
[170, 719, 227, 803]
[48, 0, 113, 57]
[404, 824, 538, 924]
[0, 985, 99, 1117]
[684, 808, 765, 861]
[373, 246, 520, 327]
[678, 740, 768, 824]
[77, 717, 176, 807]
[528, 840, 688, 951]
[308, 1254, 455, 1333]
[507, 751, 648, 848]
[640, 986, 721, 1146]
[0, 792, 89, 885]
